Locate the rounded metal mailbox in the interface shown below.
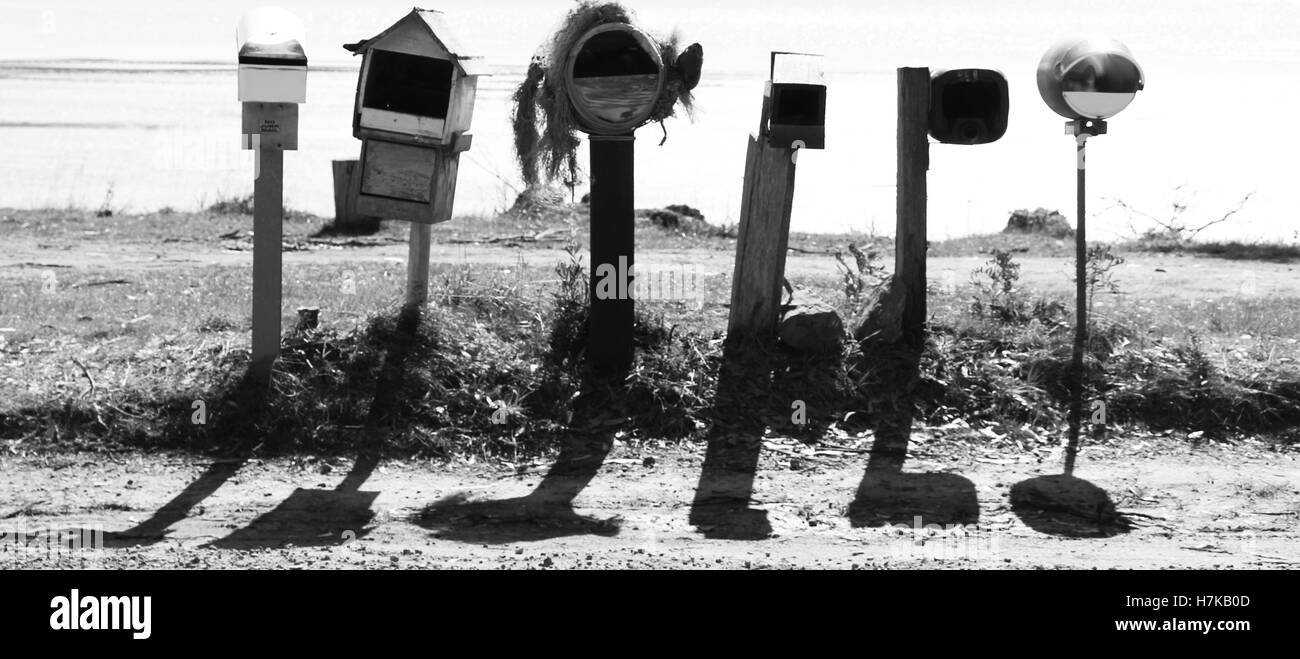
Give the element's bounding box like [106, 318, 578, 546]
[236, 7, 307, 104]
[1037, 36, 1144, 120]
[564, 24, 665, 135]
[929, 68, 1009, 145]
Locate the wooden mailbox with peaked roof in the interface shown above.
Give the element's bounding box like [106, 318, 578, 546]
[344, 8, 487, 224]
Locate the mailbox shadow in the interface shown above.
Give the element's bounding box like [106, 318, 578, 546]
[414, 359, 623, 543]
[688, 341, 771, 540]
[1009, 474, 1133, 538]
[209, 303, 426, 549]
[99, 458, 249, 548]
[848, 345, 980, 529]
[208, 453, 380, 549]
[91, 371, 274, 548]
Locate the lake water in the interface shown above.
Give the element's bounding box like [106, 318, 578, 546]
[1, 0, 1298, 240]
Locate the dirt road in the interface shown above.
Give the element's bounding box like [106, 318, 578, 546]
[4, 231, 1297, 301]
[2, 437, 1296, 569]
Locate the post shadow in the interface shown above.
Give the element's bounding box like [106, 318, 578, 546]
[848, 343, 979, 528]
[210, 303, 424, 549]
[94, 370, 274, 548]
[687, 337, 774, 540]
[99, 458, 247, 548]
[414, 369, 623, 544]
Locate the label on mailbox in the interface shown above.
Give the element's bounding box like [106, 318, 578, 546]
[241, 102, 298, 151]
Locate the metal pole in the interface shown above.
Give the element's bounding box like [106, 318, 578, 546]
[250, 144, 284, 386]
[588, 133, 636, 375]
[1065, 132, 1088, 476]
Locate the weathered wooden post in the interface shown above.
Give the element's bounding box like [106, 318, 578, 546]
[895, 67, 930, 347]
[727, 52, 825, 341]
[1037, 37, 1144, 474]
[343, 9, 486, 306]
[237, 8, 306, 384]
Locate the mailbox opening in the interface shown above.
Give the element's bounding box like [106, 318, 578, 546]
[573, 30, 659, 78]
[565, 25, 665, 134]
[363, 49, 453, 119]
[1060, 54, 1142, 118]
[772, 84, 826, 127]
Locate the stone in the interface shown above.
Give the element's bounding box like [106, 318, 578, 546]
[778, 289, 844, 356]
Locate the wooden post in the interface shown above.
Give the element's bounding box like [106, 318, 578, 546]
[727, 85, 798, 341]
[406, 221, 432, 306]
[250, 144, 284, 384]
[896, 67, 930, 346]
[588, 133, 636, 374]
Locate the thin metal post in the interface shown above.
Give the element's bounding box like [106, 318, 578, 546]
[1065, 132, 1088, 475]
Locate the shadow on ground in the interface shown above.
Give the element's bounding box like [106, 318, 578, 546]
[207, 305, 433, 549]
[1010, 474, 1133, 538]
[688, 336, 848, 540]
[849, 343, 980, 529]
[414, 431, 620, 543]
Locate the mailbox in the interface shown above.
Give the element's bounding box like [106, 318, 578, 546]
[1037, 36, 1144, 120]
[237, 7, 306, 104]
[766, 52, 825, 150]
[929, 68, 1008, 145]
[344, 9, 487, 223]
[237, 7, 306, 151]
[564, 24, 665, 135]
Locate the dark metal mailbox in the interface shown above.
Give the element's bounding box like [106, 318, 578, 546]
[929, 68, 1008, 145]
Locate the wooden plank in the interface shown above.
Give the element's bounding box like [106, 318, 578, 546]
[359, 108, 446, 140]
[896, 67, 930, 346]
[367, 24, 450, 59]
[727, 133, 797, 340]
[360, 140, 435, 203]
[355, 194, 434, 224]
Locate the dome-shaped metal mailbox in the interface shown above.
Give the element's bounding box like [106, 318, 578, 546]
[1037, 36, 1144, 120]
[565, 24, 665, 135]
[236, 7, 307, 104]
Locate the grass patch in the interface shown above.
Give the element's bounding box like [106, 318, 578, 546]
[1127, 238, 1300, 263]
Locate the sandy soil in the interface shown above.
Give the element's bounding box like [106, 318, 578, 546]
[3, 231, 1297, 300]
[1, 437, 1296, 569]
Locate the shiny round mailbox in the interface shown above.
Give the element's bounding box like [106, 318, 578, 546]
[564, 24, 665, 135]
[1037, 36, 1144, 120]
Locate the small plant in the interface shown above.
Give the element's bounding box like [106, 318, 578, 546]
[834, 242, 886, 314]
[95, 184, 116, 218]
[1114, 186, 1254, 247]
[1081, 243, 1126, 341]
[970, 250, 1027, 322]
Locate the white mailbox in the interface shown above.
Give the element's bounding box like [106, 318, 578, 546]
[344, 8, 486, 224]
[237, 7, 307, 104]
